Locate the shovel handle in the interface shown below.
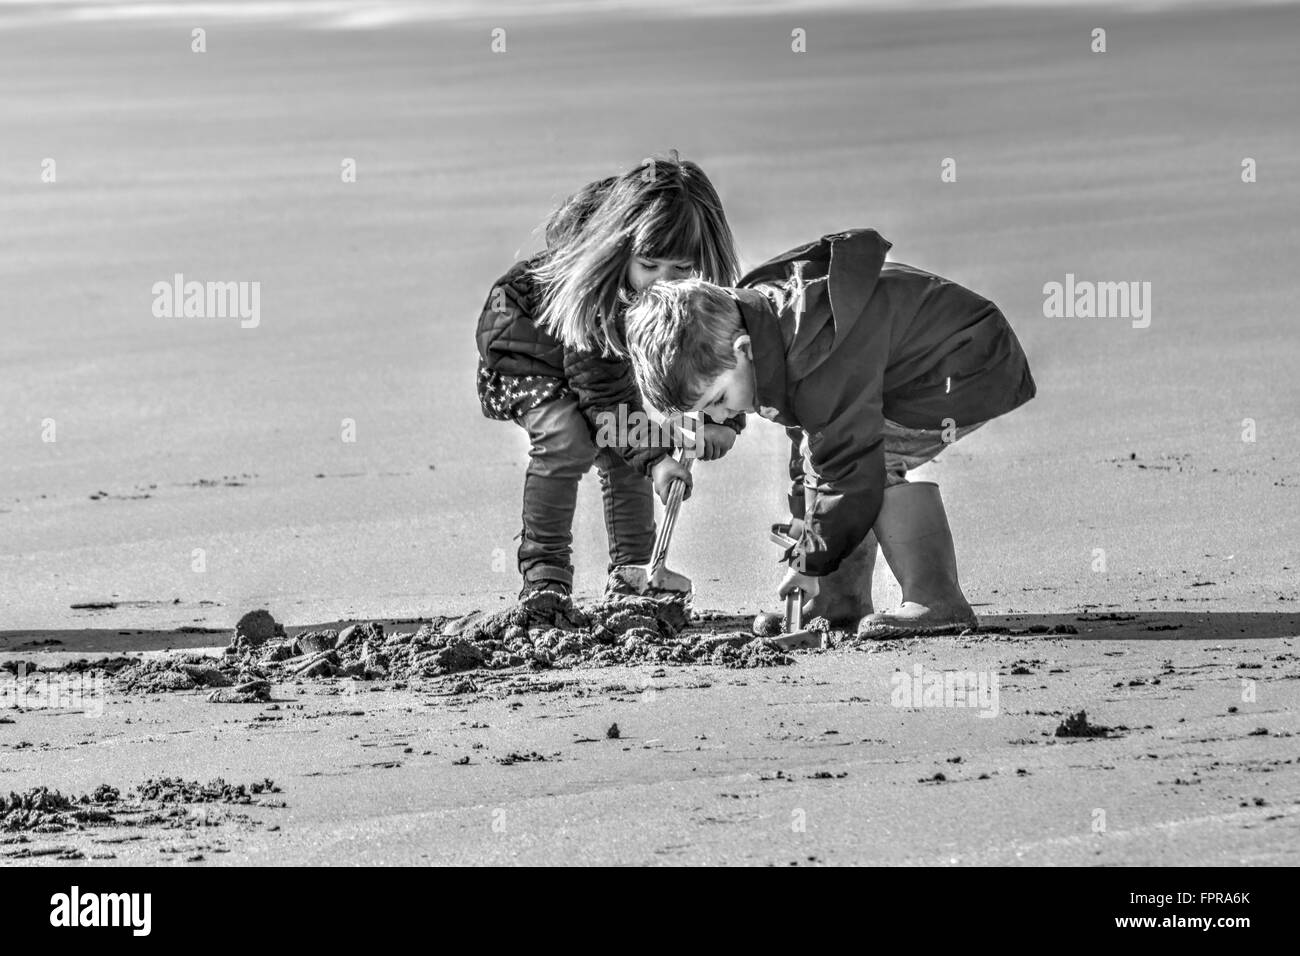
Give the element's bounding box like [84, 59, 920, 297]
[785, 588, 803, 632]
[647, 454, 694, 577]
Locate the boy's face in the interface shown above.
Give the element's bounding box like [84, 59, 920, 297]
[690, 335, 756, 422]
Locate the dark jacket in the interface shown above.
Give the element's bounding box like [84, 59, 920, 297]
[476, 255, 565, 381]
[735, 228, 1036, 576]
[476, 257, 745, 476]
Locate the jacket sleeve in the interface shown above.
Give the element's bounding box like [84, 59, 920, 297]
[563, 347, 673, 476]
[785, 425, 805, 519]
[785, 363, 889, 577]
[719, 413, 747, 434]
[475, 270, 528, 365]
[694, 412, 745, 434]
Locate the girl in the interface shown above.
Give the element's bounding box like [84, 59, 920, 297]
[475, 155, 742, 599]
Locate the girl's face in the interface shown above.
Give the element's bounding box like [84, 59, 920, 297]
[627, 255, 695, 293]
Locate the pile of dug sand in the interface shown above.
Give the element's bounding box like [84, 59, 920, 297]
[1, 786, 119, 832]
[109, 591, 793, 696]
[1, 779, 280, 833]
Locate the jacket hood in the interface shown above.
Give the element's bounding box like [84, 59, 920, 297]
[739, 228, 892, 380]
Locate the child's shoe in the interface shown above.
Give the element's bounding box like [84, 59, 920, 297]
[518, 580, 572, 601]
[605, 565, 692, 596]
[861, 481, 976, 631]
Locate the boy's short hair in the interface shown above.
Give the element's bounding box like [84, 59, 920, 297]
[625, 278, 742, 413]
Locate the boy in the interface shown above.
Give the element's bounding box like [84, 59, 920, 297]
[624, 228, 1036, 630]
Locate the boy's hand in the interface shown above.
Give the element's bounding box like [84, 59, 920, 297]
[777, 567, 820, 603]
[651, 455, 693, 505]
[692, 422, 737, 461]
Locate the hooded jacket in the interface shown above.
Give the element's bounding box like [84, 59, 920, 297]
[733, 228, 1036, 576]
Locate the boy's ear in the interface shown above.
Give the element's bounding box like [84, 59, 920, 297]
[734, 334, 752, 360]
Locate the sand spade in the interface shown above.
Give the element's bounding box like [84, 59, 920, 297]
[764, 522, 825, 649]
[640, 451, 695, 594]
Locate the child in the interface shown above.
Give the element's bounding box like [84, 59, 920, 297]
[623, 228, 1036, 629]
[475, 156, 744, 599]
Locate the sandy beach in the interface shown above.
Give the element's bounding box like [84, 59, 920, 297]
[2, 2, 1298, 865]
[4, 620, 1298, 866]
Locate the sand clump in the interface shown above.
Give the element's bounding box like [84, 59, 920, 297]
[133, 777, 279, 804]
[1055, 710, 1120, 739]
[231, 609, 285, 648]
[208, 680, 272, 703]
[119, 658, 234, 694]
[1, 786, 119, 832]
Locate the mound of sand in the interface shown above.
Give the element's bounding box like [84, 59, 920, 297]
[1, 779, 281, 834]
[1, 785, 119, 832]
[133, 777, 279, 804]
[105, 592, 792, 697]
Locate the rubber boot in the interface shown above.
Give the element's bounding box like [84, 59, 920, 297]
[805, 531, 876, 628]
[862, 481, 977, 631]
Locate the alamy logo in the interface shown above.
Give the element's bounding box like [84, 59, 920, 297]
[890, 663, 1000, 718]
[152, 273, 260, 328]
[2, 662, 104, 717]
[594, 405, 698, 453]
[1042, 273, 1151, 328]
[49, 886, 151, 936]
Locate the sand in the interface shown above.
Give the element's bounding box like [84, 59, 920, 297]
[2, 2, 1299, 864]
[3, 619, 1298, 865]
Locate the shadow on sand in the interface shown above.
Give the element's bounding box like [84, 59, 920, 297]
[0, 617, 436, 657]
[0, 612, 1296, 659]
[869, 611, 1300, 643]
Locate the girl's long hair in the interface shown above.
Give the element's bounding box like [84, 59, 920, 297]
[535, 155, 739, 355]
[542, 175, 616, 252]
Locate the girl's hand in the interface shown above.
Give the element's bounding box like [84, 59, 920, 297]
[651, 456, 693, 505]
[693, 422, 737, 461]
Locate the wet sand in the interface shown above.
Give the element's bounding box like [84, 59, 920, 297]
[4, 619, 1298, 865]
